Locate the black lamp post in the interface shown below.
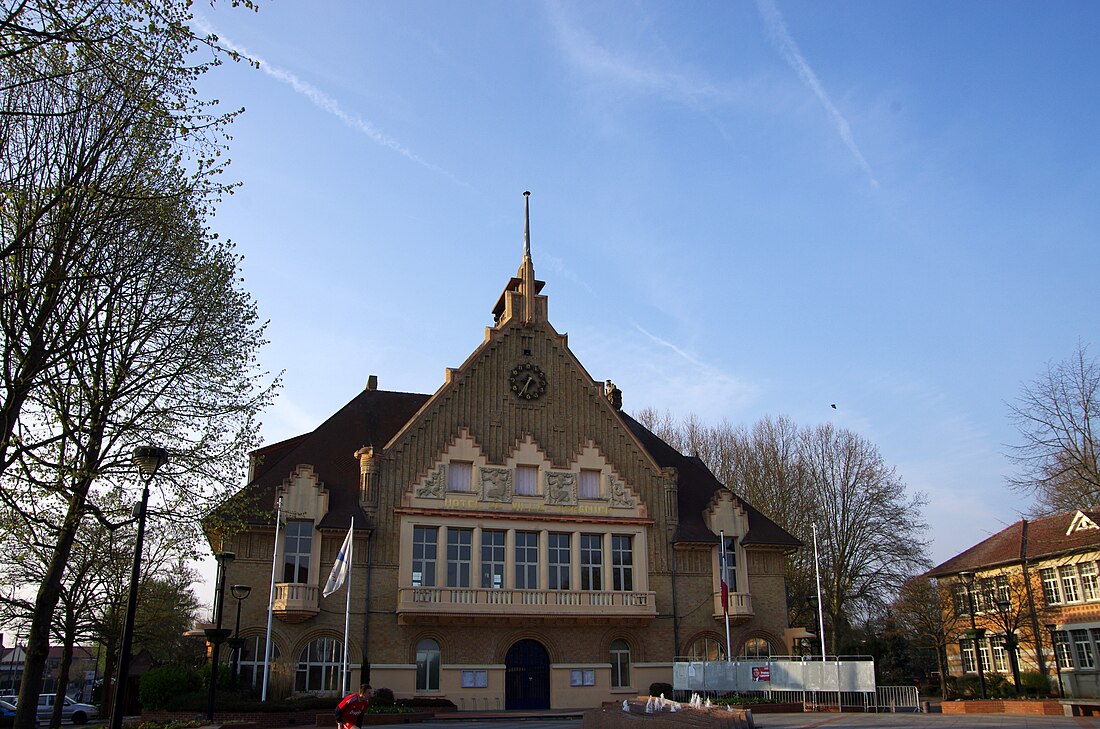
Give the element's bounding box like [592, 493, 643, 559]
[228, 584, 252, 690]
[1045, 623, 1066, 698]
[994, 598, 1022, 697]
[958, 571, 988, 700]
[205, 551, 236, 720]
[109, 446, 169, 729]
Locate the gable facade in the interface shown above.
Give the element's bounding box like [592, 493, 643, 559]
[212, 198, 800, 709]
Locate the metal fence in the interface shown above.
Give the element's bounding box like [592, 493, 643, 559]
[671, 657, 920, 712]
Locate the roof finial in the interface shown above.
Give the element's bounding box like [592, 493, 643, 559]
[523, 191, 531, 259]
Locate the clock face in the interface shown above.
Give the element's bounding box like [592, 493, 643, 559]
[509, 363, 548, 400]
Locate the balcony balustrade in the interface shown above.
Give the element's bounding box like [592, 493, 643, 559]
[712, 591, 754, 623]
[398, 586, 657, 625]
[273, 582, 320, 623]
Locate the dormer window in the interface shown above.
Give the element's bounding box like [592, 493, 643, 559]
[516, 465, 538, 496]
[447, 461, 473, 492]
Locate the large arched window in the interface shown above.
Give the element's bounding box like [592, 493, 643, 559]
[237, 636, 281, 689]
[610, 639, 631, 689]
[295, 637, 343, 692]
[416, 638, 440, 691]
[739, 638, 773, 659]
[686, 636, 726, 661]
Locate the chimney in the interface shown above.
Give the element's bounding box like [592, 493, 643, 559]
[366, 374, 378, 391]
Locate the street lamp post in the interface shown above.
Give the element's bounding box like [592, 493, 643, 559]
[994, 598, 1022, 697]
[958, 571, 988, 700]
[228, 584, 252, 690]
[1045, 624, 1066, 698]
[109, 446, 169, 729]
[205, 551, 236, 720]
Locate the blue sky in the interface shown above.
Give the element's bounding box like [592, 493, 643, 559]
[188, 0, 1099, 592]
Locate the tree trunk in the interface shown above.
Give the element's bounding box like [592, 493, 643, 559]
[49, 639, 74, 729]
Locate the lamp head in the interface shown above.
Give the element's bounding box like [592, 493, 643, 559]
[217, 551, 236, 564]
[958, 570, 974, 587]
[231, 584, 252, 600]
[132, 446, 169, 477]
[1045, 623, 1057, 633]
[996, 598, 1010, 612]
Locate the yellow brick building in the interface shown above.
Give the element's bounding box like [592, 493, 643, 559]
[212, 196, 800, 709]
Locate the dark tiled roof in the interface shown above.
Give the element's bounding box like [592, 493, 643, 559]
[926, 509, 1100, 577]
[620, 413, 801, 549]
[224, 389, 431, 529]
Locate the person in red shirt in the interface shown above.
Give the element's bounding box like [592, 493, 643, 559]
[335, 684, 372, 729]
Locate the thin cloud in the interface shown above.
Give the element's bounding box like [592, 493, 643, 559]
[193, 18, 464, 185]
[755, 0, 878, 187]
[633, 323, 706, 367]
[545, 1, 732, 107]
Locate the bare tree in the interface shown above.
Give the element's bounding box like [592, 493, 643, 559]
[1008, 344, 1100, 514]
[891, 577, 957, 698]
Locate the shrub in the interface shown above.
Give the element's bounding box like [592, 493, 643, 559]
[371, 688, 395, 707]
[1020, 671, 1053, 698]
[648, 682, 674, 698]
[140, 666, 201, 710]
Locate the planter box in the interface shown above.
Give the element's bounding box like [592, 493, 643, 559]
[941, 700, 1063, 716]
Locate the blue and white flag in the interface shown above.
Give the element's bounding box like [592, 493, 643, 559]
[323, 523, 354, 597]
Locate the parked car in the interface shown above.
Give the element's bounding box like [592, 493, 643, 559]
[0, 694, 98, 725]
[0, 699, 16, 728]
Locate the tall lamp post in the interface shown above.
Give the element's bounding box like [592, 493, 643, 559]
[109, 446, 169, 729]
[1045, 624, 1066, 698]
[958, 571, 988, 700]
[227, 584, 252, 690]
[205, 552, 236, 720]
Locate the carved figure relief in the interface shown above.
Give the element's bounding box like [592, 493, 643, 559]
[607, 475, 636, 508]
[480, 467, 513, 502]
[544, 471, 577, 505]
[415, 464, 446, 499]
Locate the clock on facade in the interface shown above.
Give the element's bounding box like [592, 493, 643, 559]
[509, 363, 548, 400]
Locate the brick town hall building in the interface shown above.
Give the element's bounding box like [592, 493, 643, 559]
[211, 195, 801, 710]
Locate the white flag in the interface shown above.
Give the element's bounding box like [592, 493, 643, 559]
[322, 523, 353, 597]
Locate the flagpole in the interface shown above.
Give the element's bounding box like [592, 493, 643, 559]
[342, 517, 353, 695]
[261, 496, 282, 702]
[720, 530, 731, 662]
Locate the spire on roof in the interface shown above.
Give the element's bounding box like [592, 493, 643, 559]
[523, 190, 531, 260]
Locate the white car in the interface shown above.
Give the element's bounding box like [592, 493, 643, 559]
[0, 695, 98, 725]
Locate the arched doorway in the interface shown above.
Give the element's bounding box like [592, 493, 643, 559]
[505, 639, 550, 710]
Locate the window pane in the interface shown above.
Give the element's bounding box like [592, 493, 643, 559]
[581, 534, 602, 590]
[722, 537, 737, 593]
[416, 639, 440, 691]
[1041, 568, 1062, 605]
[448, 529, 472, 587]
[610, 639, 630, 689]
[481, 530, 506, 589]
[579, 470, 600, 499]
[283, 520, 312, 584]
[1061, 566, 1082, 603]
[549, 533, 571, 590]
[412, 526, 438, 587]
[1073, 629, 1095, 668]
[296, 637, 342, 692]
[515, 531, 538, 589]
[516, 465, 538, 496]
[447, 462, 472, 492]
[1081, 563, 1100, 601]
[612, 535, 633, 591]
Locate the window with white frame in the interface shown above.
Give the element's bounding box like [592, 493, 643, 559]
[295, 637, 343, 692]
[721, 537, 737, 593]
[1041, 568, 1062, 605]
[961, 639, 977, 673]
[283, 520, 313, 584]
[1053, 631, 1073, 669]
[1073, 629, 1096, 669]
[954, 582, 970, 616]
[515, 531, 538, 589]
[612, 535, 633, 591]
[990, 635, 1008, 672]
[416, 638, 440, 691]
[447, 461, 472, 492]
[995, 575, 1010, 604]
[687, 636, 725, 661]
[515, 465, 538, 496]
[447, 529, 472, 587]
[1082, 563, 1100, 601]
[580, 534, 602, 590]
[610, 639, 631, 689]
[579, 469, 601, 499]
[481, 529, 505, 589]
[549, 533, 570, 590]
[412, 526, 437, 587]
[237, 637, 280, 688]
[1061, 565, 1082, 603]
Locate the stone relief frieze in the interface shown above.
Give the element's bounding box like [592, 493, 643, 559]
[607, 474, 635, 508]
[544, 470, 577, 506]
[480, 466, 513, 502]
[415, 464, 446, 499]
